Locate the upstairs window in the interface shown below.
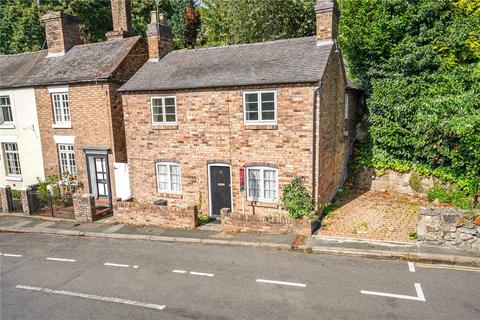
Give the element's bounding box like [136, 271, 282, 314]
[52, 93, 71, 124]
[0, 96, 13, 123]
[3, 143, 21, 176]
[151, 96, 177, 124]
[58, 144, 76, 176]
[156, 162, 181, 193]
[247, 167, 278, 203]
[243, 91, 277, 124]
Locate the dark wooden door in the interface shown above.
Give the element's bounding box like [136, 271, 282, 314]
[210, 166, 232, 217]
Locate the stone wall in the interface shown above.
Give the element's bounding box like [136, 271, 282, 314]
[355, 167, 434, 197]
[114, 201, 197, 230]
[417, 208, 480, 252]
[221, 208, 312, 236]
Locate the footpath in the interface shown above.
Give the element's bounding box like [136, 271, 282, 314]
[0, 215, 479, 267]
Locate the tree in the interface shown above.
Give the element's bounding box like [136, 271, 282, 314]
[199, 0, 316, 46]
[340, 0, 480, 208]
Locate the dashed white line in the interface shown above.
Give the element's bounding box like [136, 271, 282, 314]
[16, 285, 165, 310]
[361, 283, 426, 302]
[2, 254, 23, 257]
[190, 271, 214, 277]
[172, 269, 187, 274]
[256, 279, 306, 288]
[132, 265, 139, 269]
[46, 257, 76, 262]
[408, 262, 415, 272]
[104, 262, 130, 268]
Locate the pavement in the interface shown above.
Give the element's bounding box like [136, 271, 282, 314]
[1, 233, 480, 319]
[0, 215, 479, 267]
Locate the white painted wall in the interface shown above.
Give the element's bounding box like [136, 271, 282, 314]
[114, 162, 131, 201]
[0, 88, 45, 189]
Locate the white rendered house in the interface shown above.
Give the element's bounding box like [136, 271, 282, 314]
[0, 87, 45, 189]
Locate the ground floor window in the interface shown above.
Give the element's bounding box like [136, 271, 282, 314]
[156, 162, 181, 193]
[247, 167, 278, 202]
[58, 144, 76, 176]
[3, 143, 21, 175]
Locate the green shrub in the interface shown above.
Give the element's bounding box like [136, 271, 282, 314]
[282, 178, 317, 221]
[11, 189, 21, 200]
[427, 186, 450, 203]
[197, 214, 214, 226]
[409, 171, 422, 193]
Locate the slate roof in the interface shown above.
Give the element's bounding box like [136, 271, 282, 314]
[120, 36, 333, 92]
[0, 36, 141, 89]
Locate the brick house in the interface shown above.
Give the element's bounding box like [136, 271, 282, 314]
[0, 0, 147, 212]
[118, 0, 360, 233]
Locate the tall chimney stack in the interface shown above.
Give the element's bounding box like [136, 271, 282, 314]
[106, 0, 133, 41]
[41, 11, 81, 57]
[315, 0, 340, 45]
[147, 11, 173, 61]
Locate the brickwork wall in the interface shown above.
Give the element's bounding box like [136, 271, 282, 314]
[221, 209, 312, 236]
[115, 201, 197, 229]
[316, 49, 348, 205]
[42, 12, 81, 54]
[35, 83, 116, 195]
[123, 83, 319, 218]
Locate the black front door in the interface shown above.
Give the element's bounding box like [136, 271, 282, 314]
[209, 165, 232, 217]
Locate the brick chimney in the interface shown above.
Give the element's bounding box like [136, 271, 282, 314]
[315, 0, 340, 44]
[106, 0, 133, 41]
[41, 11, 81, 57]
[147, 11, 173, 61]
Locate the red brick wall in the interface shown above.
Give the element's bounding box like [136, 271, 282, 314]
[115, 200, 197, 230]
[123, 83, 321, 218]
[35, 83, 118, 196]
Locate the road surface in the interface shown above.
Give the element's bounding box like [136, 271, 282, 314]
[0, 233, 479, 319]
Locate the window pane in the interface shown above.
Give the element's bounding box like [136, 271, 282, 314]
[164, 97, 175, 106]
[165, 106, 176, 114]
[245, 93, 258, 103]
[261, 92, 274, 102]
[165, 114, 176, 122]
[263, 169, 277, 200]
[3, 143, 21, 175]
[152, 98, 163, 107]
[246, 112, 258, 121]
[261, 101, 275, 111]
[261, 111, 275, 120]
[248, 169, 261, 199]
[0, 96, 12, 122]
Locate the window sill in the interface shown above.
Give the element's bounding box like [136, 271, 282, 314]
[0, 123, 15, 129]
[157, 192, 183, 199]
[244, 124, 278, 130]
[52, 123, 72, 129]
[247, 200, 278, 208]
[152, 124, 179, 130]
[6, 176, 23, 182]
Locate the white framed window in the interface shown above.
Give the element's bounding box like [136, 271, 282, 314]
[3, 143, 21, 176]
[151, 96, 177, 124]
[52, 92, 71, 124]
[58, 144, 76, 176]
[0, 96, 13, 123]
[247, 167, 278, 203]
[243, 90, 277, 124]
[156, 162, 181, 193]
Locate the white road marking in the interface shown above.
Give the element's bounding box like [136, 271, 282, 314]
[256, 279, 306, 288]
[172, 270, 186, 274]
[2, 254, 23, 257]
[361, 283, 426, 302]
[408, 262, 415, 272]
[104, 262, 129, 268]
[132, 265, 139, 269]
[16, 285, 165, 310]
[46, 257, 76, 262]
[190, 271, 214, 277]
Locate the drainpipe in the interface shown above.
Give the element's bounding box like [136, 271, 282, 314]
[312, 81, 322, 211]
